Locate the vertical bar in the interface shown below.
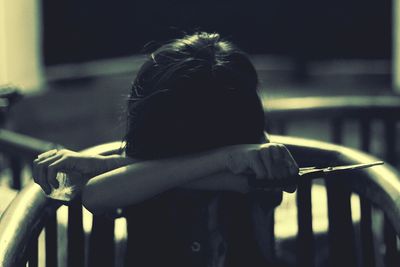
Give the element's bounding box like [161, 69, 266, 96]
[268, 211, 277, 262]
[329, 119, 356, 265]
[10, 157, 22, 190]
[88, 215, 115, 267]
[384, 216, 399, 267]
[296, 179, 314, 267]
[360, 118, 375, 267]
[383, 118, 399, 266]
[384, 119, 397, 165]
[360, 198, 375, 267]
[331, 118, 343, 144]
[68, 200, 84, 267]
[360, 120, 371, 152]
[45, 213, 58, 267]
[28, 239, 38, 267]
[326, 177, 357, 267]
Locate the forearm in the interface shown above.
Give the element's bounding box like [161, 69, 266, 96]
[95, 155, 250, 193]
[94, 154, 138, 175]
[179, 172, 250, 193]
[82, 149, 227, 214]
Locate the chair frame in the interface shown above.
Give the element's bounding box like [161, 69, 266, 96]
[1, 94, 400, 267]
[0, 135, 399, 267]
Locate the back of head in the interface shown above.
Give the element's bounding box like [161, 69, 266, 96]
[125, 32, 265, 159]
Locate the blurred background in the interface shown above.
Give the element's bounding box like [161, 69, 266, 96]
[0, 0, 395, 150]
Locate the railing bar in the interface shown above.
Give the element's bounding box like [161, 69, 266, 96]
[88, 215, 115, 267]
[326, 177, 357, 267]
[0, 129, 57, 160]
[10, 157, 22, 190]
[296, 179, 314, 267]
[384, 119, 397, 165]
[28, 238, 38, 267]
[360, 198, 375, 267]
[384, 216, 399, 267]
[269, 210, 277, 262]
[67, 200, 85, 267]
[45, 213, 58, 267]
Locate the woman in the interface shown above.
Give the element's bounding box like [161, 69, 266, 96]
[33, 32, 298, 267]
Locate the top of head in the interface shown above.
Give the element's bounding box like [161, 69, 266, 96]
[125, 32, 265, 159]
[132, 32, 258, 99]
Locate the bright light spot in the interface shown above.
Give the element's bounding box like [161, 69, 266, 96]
[82, 206, 93, 233]
[274, 191, 298, 238]
[351, 193, 361, 223]
[311, 184, 329, 234]
[114, 216, 128, 242]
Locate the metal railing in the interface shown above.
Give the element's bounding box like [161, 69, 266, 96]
[0, 95, 400, 266]
[0, 135, 399, 267]
[265, 95, 400, 267]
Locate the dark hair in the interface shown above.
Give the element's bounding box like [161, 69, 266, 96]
[125, 32, 265, 159]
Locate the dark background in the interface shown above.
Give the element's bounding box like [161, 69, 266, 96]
[7, 0, 393, 151]
[42, 0, 392, 65]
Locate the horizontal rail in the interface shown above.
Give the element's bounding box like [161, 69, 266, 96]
[264, 96, 400, 120]
[0, 130, 59, 160]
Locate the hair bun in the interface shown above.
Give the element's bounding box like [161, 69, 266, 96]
[191, 32, 221, 63]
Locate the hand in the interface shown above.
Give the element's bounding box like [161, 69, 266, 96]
[225, 143, 299, 193]
[33, 149, 107, 194]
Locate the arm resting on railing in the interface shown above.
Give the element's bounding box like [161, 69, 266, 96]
[81, 143, 297, 214]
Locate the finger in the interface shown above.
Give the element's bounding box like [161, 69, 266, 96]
[37, 154, 63, 192]
[34, 149, 58, 162]
[38, 153, 63, 165]
[47, 158, 68, 189]
[269, 146, 296, 192]
[33, 160, 39, 184]
[248, 150, 268, 179]
[36, 161, 51, 194]
[259, 147, 274, 180]
[271, 145, 289, 179]
[280, 146, 299, 176]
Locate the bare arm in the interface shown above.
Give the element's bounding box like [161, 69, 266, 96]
[82, 149, 228, 213]
[179, 172, 250, 193]
[33, 143, 298, 215]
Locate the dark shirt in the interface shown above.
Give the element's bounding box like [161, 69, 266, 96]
[124, 189, 282, 267]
